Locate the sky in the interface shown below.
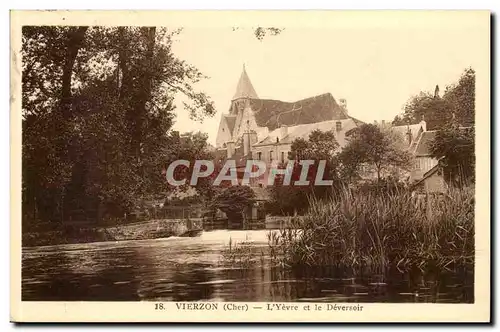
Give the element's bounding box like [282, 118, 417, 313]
[169, 15, 486, 146]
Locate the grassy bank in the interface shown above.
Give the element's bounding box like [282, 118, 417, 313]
[268, 187, 474, 271]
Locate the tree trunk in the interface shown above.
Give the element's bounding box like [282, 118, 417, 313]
[60, 26, 88, 119]
[117, 27, 131, 99]
[128, 27, 156, 158]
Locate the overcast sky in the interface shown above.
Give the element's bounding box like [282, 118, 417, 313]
[169, 16, 485, 145]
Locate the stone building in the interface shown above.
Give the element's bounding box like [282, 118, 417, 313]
[214, 66, 362, 184]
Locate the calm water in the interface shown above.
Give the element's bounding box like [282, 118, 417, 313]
[22, 230, 473, 302]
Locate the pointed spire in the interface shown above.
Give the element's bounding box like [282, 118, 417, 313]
[232, 64, 258, 100]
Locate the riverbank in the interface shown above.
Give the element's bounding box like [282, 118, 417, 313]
[22, 219, 203, 247]
[268, 186, 475, 271]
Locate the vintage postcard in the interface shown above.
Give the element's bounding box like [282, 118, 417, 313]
[10, 10, 490, 323]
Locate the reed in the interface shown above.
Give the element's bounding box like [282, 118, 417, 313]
[220, 236, 257, 268]
[268, 186, 474, 271]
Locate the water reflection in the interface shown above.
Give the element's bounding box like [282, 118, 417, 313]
[22, 230, 473, 303]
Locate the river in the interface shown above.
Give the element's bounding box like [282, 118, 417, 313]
[22, 230, 473, 303]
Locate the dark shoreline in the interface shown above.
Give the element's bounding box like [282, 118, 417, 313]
[22, 219, 203, 247]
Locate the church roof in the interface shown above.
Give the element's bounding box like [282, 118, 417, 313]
[232, 66, 258, 100]
[248, 93, 349, 131]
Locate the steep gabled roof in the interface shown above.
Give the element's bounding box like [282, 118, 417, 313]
[392, 123, 425, 142]
[224, 115, 237, 134]
[413, 131, 437, 156]
[248, 93, 348, 131]
[232, 66, 258, 100]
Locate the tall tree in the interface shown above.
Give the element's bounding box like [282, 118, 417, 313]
[267, 130, 340, 215]
[22, 26, 215, 225]
[443, 68, 475, 127]
[392, 68, 475, 130]
[338, 124, 412, 183]
[430, 124, 475, 186]
[393, 91, 451, 130]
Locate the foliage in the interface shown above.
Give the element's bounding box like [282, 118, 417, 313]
[268, 186, 474, 271]
[267, 130, 340, 215]
[209, 186, 256, 225]
[22, 26, 215, 226]
[164, 131, 215, 202]
[393, 68, 475, 130]
[289, 129, 339, 162]
[393, 92, 450, 130]
[337, 124, 412, 183]
[430, 124, 475, 186]
[442, 68, 475, 127]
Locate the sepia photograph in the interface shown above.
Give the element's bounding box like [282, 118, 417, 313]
[10, 10, 490, 322]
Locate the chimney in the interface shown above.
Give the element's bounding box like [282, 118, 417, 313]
[226, 141, 235, 158]
[434, 85, 440, 98]
[336, 121, 342, 132]
[280, 125, 288, 139]
[420, 114, 427, 132]
[381, 120, 386, 127]
[339, 98, 348, 114]
[406, 126, 413, 146]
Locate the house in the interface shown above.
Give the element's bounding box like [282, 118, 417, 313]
[409, 130, 439, 181]
[413, 163, 447, 194]
[373, 118, 427, 150]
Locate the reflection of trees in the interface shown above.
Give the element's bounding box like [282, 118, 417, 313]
[22, 249, 140, 301]
[22, 243, 474, 303]
[171, 265, 214, 301]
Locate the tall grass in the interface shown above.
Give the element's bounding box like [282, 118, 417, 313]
[268, 186, 474, 272]
[220, 236, 260, 268]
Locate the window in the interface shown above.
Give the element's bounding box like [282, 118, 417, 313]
[281, 151, 285, 163]
[415, 159, 422, 170]
[257, 152, 262, 160]
[269, 150, 274, 162]
[336, 121, 342, 131]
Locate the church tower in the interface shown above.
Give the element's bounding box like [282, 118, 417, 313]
[231, 66, 262, 150]
[230, 64, 258, 114]
[216, 65, 266, 151]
